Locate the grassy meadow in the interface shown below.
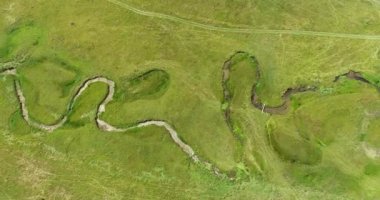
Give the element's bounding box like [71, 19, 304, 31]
[1, 0, 380, 199]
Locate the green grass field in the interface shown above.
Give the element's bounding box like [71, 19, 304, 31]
[1, 0, 380, 199]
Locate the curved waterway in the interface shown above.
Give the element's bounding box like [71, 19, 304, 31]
[221, 51, 378, 115]
[2, 52, 379, 178]
[1, 67, 225, 178]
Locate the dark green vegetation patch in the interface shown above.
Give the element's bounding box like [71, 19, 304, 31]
[0, 23, 42, 61]
[1, 0, 380, 199]
[267, 119, 322, 165]
[116, 69, 170, 101]
[17, 58, 81, 125]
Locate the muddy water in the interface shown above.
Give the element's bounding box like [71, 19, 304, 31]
[222, 51, 377, 115]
